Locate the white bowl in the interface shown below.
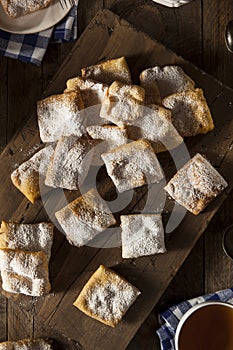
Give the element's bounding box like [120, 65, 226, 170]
[174, 301, 233, 350]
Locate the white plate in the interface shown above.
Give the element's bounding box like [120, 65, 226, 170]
[0, 0, 72, 34]
[153, 0, 192, 6]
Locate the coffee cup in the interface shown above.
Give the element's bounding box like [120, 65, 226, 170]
[174, 301, 233, 350]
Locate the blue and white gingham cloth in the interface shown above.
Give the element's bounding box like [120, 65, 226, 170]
[156, 288, 233, 350]
[0, 6, 77, 65]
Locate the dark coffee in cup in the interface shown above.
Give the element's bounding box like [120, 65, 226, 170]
[175, 302, 233, 350]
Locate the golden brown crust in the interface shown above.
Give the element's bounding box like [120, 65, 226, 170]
[139, 70, 161, 105]
[55, 188, 116, 247]
[162, 88, 214, 137]
[38, 90, 84, 112]
[10, 146, 54, 204]
[100, 81, 145, 127]
[0, 220, 9, 249]
[164, 153, 228, 215]
[81, 57, 132, 85]
[11, 170, 39, 204]
[73, 265, 140, 327]
[65, 76, 108, 106]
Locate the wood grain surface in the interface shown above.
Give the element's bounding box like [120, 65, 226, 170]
[0, 1, 232, 349]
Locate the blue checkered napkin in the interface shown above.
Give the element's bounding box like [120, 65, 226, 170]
[0, 6, 77, 65]
[156, 288, 233, 350]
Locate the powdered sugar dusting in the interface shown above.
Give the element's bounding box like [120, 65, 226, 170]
[55, 203, 99, 247]
[0, 249, 48, 279]
[37, 91, 85, 143]
[141, 65, 195, 99]
[121, 214, 166, 258]
[0, 338, 52, 349]
[139, 71, 161, 105]
[11, 145, 54, 202]
[101, 140, 164, 193]
[164, 153, 228, 215]
[78, 265, 140, 326]
[127, 106, 183, 152]
[55, 188, 116, 247]
[86, 125, 128, 165]
[86, 279, 139, 323]
[0, 221, 54, 257]
[87, 125, 128, 145]
[100, 81, 145, 127]
[1, 271, 50, 297]
[162, 88, 214, 137]
[18, 143, 42, 164]
[66, 77, 108, 107]
[1, 0, 51, 18]
[82, 57, 132, 85]
[11, 145, 53, 182]
[45, 136, 96, 190]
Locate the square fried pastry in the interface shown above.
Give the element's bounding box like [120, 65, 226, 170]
[0, 249, 51, 296]
[11, 145, 54, 203]
[81, 57, 132, 85]
[1, 271, 50, 297]
[86, 125, 128, 165]
[126, 104, 183, 153]
[140, 65, 195, 99]
[100, 81, 145, 127]
[139, 71, 161, 105]
[55, 188, 116, 247]
[86, 125, 128, 145]
[45, 136, 96, 190]
[162, 88, 214, 137]
[65, 77, 108, 107]
[120, 214, 166, 258]
[0, 249, 49, 279]
[0, 338, 53, 349]
[164, 153, 228, 215]
[73, 264, 140, 327]
[101, 140, 164, 193]
[0, 221, 54, 257]
[37, 90, 84, 143]
[1, 0, 52, 18]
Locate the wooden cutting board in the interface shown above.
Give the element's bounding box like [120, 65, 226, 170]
[0, 9, 233, 350]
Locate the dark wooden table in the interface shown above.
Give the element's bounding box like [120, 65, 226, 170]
[0, 1, 233, 349]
